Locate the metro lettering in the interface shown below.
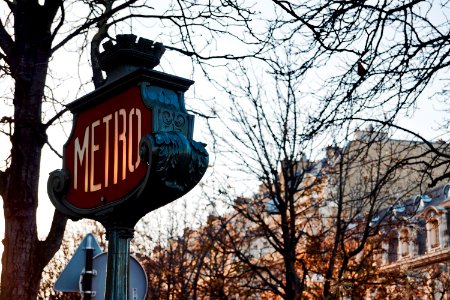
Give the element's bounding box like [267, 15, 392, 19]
[73, 107, 142, 192]
[74, 127, 89, 191]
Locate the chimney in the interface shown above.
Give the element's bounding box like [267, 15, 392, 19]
[353, 124, 387, 142]
[354, 127, 363, 140]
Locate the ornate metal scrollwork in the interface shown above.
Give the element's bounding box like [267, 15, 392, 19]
[139, 131, 208, 196]
[48, 169, 70, 196]
[160, 110, 186, 132]
[189, 140, 209, 186]
[47, 169, 80, 220]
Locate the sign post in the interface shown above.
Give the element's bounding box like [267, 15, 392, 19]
[80, 234, 95, 300]
[104, 227, 132, 300]
[48, 34, 208, 299]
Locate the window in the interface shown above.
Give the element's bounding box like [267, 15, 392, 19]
[400, 229, 410, 257]
[430, 220, 440, 248]
[427, 211, 441, 250]
[388, 234, 398, 262]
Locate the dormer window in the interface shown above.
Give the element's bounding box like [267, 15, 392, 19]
[443, 184, 450, 199]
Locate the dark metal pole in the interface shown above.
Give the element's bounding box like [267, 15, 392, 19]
[81, 235, 94, 300]
[105, 227, 133, 300]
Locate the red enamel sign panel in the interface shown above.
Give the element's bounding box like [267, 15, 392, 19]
[64, 86, 150, 209]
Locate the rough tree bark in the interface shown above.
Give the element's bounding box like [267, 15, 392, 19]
[0, 2, 67, 299]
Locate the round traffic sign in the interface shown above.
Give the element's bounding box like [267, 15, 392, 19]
[89, 253, 148, 300]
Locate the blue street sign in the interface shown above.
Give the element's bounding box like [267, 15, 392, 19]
[54, 233, 103, 292]
[91, 253, 148, 300]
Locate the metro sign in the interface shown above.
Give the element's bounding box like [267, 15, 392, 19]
[65, 86, 148, 209]
[48, 66, 208, 224]
[50, 36, 208, 300]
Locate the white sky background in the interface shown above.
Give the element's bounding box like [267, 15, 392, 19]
[0, 0, 449, 268]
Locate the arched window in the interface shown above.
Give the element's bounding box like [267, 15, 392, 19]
[426, 211, 441, 250]
[399, 229, 410, 257]
[430, 219, 440, 248]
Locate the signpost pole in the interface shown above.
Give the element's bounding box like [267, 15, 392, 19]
[81, 235, 94, 300]
[104, 227, 133, 300]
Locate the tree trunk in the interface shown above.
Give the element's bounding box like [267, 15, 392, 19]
[1, 67, 48, 300]
[1, 2, 66, 299]
[284, 247, 302, 300]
